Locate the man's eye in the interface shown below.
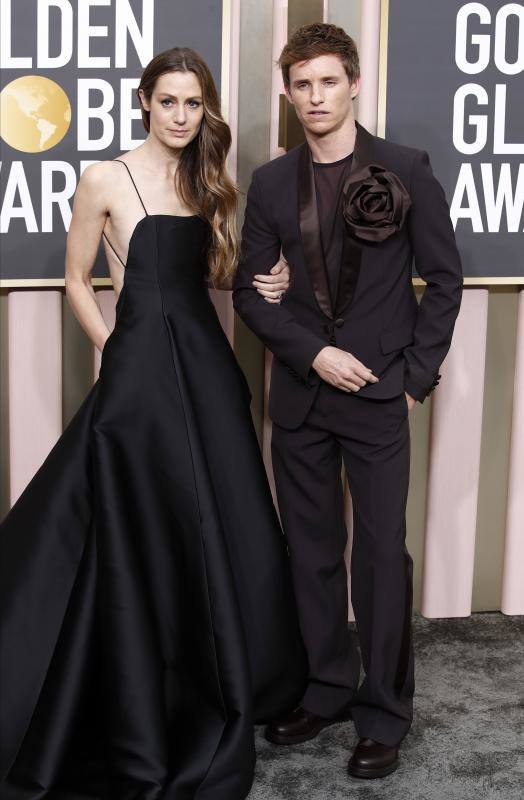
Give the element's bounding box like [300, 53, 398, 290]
[324, 81, 336, 86]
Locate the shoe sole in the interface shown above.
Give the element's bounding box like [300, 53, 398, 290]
[347, 759, 399, 779]
[265, 712, 352, 746]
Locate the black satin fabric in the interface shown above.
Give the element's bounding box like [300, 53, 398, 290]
[0, 214, 307, 799]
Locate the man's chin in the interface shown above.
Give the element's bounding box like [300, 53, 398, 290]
[302, 121, 337, 138]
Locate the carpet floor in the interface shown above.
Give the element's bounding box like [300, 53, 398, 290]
[249, 612, 524, 800]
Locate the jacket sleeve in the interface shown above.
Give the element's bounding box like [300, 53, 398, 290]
[403, 150, 463, 402]
[232, 169, 326, 381]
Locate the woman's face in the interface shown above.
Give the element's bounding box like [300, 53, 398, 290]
[139, 70, 205, 151]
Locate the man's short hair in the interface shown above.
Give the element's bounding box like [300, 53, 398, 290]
[278, 22, 360, 89]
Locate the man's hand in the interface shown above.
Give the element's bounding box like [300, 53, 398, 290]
[312, 346, 379, 393]
[253, 256, 290, 304]
[405, 392, 416, 412]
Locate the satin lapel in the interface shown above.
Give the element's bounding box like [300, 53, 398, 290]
[334, 122, 376, 317]
[297, 143, 333, 320]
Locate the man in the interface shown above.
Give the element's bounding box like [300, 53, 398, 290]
[233, 23, 462, 779]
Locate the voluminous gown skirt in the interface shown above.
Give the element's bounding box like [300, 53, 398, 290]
[0, 213, 308, 799]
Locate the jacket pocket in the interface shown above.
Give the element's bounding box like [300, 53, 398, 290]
[380, 322, 415, 355]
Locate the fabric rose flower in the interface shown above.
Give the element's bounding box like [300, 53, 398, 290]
[341, 164, 412, 243]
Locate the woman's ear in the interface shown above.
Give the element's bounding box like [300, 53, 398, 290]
[138, 88, 150, 112]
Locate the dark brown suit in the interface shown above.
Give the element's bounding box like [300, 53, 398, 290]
[233, 123, 462, 746]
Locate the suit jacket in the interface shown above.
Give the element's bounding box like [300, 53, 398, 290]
[233, 122, 463, 430]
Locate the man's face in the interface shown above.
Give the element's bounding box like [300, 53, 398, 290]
[285, 54, 360, 137]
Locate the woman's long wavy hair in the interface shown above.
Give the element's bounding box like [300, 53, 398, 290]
[137, 48, 238, 286]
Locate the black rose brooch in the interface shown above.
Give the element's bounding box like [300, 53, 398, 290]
[341, 164, 412, 243]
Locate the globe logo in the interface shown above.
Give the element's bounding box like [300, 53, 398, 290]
[0, 76, 71, 153]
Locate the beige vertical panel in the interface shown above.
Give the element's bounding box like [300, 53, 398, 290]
[234, 0, 274, 444]
[93, 289, 116, 380]
[328, 0, 361, 40]
[358, 0, 381, 132]
[422, 289, 489, 618]
[8, 291, 62, 506]
[501, 289, 524, 615]
[328, 0, 362, 129]
[0, 291, 10, 518]
[473, 289, 518, 611]
[209, 0, 240, 345]
[269, 0, 288, 160]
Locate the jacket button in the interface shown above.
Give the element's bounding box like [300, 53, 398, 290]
[335, 317, 345, 328]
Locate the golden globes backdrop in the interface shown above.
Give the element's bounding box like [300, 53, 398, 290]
[0, 0, 224, 284]
[381, 0, 524, 281]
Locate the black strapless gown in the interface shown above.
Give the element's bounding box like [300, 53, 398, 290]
[0, 210, 307, 799]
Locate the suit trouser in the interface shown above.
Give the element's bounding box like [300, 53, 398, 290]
[271, 381, 415, 747]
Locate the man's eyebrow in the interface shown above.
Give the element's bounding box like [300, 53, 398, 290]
[292, 76, 340, 84]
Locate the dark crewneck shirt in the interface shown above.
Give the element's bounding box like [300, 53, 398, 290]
[313, 152, 353, 305]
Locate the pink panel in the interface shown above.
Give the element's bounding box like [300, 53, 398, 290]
[501, 289, 524, 615]
[8, 291, 62, 506]
[358, 0, 381, 133]
[422, 289, 489, 618]
[93, 289, 116, 381]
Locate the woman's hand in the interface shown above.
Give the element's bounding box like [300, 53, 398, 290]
[253, 256, 291, 304]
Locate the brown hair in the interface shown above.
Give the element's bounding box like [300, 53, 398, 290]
[137, 47, 238, 286]
[278, 22, 360, 89]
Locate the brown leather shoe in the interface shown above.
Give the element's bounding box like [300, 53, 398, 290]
[347, 737, 399, 778]
[265, 704, 352, 745]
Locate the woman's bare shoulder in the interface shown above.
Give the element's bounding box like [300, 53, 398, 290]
[76, 158, 135, 214]
[79, 158, 131, 189]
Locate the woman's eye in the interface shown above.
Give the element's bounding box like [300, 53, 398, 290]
[188, 101, 201, 108]
[161, 99, 172, 107]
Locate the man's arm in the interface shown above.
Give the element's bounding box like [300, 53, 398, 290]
[233, 169, 326, 381]
[403, 150, 463, 402]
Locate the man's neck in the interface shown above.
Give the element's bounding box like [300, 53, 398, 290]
[305, 115, 357, 164]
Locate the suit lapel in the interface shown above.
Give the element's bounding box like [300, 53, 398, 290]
[297, 143, 333, 320]
[297, 121, 377, 320]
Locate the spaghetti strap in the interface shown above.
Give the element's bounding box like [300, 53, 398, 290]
[101, 159, 149, 268]
[113, 159, 149, 216]
[102, 231, 126, 268]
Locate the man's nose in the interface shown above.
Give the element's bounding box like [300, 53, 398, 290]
[310, 87, 324, 104]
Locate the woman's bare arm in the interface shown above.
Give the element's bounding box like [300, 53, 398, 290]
[65, 163, 113, 352]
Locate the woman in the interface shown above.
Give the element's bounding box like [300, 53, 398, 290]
[0, 48, 307, 800]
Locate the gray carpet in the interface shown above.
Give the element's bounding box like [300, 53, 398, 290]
[249, 613, 524, 800]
